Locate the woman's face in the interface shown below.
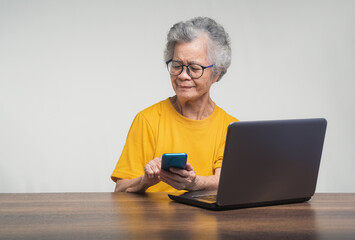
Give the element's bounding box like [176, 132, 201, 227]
[170, 34, 218, 102]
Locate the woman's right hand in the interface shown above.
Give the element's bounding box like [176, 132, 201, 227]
[123, 157, 162, 192]
[142, 157, 162, 188]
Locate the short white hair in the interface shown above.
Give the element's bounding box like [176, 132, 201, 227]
[164, 17, 232, 82]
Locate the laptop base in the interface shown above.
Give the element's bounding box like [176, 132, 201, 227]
[168, 192, 311, 211]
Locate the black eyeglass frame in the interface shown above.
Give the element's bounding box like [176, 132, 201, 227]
[166, 59, 214, 79]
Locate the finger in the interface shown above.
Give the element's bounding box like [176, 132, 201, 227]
[185, 163, 194, 171]
[160, 175, 179, 189]
[160, 170, 172, 182]
[144, 164, 155, 179]
[169, 167, 189, 177]
[161, 175, 184, 190]
[152, 157, 162, 168]
[152, 165, 160, 178]
[154, 157, 162, 164]
[161, 170, 185, 183]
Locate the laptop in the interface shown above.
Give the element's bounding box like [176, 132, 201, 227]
[168, 118, 327, 210]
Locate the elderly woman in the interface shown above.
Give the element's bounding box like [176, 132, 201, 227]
[111, 17, 238, 192]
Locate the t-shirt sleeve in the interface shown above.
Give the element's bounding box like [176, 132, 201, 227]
[214, 139, 226, 171]
[111, 113, 156, 182]
[213, 116, 239, 173]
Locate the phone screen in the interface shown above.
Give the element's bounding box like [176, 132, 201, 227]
[161, 153, 187, 171]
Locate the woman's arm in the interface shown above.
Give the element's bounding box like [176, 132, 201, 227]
[114, 157, 162, 192]
[115, 177, 146, 192]
[192, 168, 221, 191]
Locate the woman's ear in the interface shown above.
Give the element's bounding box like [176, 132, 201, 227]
[211, 73, 219, 84]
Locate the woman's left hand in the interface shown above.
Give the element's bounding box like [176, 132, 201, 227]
[160, 163, 199, 191]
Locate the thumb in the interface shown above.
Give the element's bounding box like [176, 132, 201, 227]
[185, 163, 194, 171]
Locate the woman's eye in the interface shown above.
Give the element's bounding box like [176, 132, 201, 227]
[190, 66, 202, 72]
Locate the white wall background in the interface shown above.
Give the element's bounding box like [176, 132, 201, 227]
[0, 0, 354, 193]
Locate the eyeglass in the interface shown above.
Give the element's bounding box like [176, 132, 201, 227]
[166, 59, 214, 79]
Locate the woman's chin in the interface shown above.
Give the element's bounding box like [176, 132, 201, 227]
[176, 92, 196, 101]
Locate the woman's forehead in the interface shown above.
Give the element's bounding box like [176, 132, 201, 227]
[173, 35, 209, 64]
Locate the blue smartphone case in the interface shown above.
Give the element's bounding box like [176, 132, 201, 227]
[161, 153, 187, 171]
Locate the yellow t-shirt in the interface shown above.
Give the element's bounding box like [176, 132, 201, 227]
[111, 98, 238, 192]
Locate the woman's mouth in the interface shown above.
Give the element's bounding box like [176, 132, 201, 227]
[178, 85, 194, 89]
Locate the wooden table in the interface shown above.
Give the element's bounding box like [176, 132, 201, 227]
[0, 193, 354, 240]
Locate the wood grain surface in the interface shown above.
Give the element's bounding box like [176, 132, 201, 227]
[0, 193, 354, 240]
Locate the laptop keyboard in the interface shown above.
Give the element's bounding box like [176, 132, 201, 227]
[194, 194, 217, 202]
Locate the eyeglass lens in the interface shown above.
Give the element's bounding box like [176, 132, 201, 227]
[168, 61, 204, 79]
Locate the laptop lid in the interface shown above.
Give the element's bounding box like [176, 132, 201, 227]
[216, 118, 327, 207]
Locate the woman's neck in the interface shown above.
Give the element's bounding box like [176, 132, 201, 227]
[170, 95, 215, 120]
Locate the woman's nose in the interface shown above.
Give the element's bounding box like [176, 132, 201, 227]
[179, 66, 192, 80]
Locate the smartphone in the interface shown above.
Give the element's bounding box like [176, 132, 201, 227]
[161, 153, 187, 171]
